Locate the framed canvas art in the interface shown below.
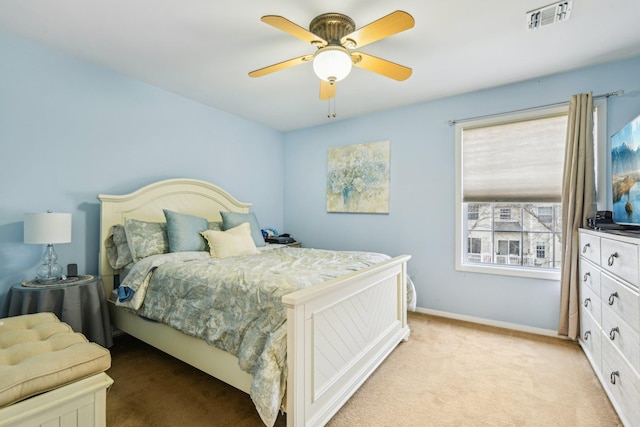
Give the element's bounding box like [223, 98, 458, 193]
[327, 140, 390, 213]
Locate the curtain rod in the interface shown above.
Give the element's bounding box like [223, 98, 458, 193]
[447, 90, 624, 126]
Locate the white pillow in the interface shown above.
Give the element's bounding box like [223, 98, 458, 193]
[200, 222, 259, 258]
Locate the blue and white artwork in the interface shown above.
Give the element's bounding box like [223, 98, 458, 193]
[327, 141, 390, 213]
[611, 113, 640, 224]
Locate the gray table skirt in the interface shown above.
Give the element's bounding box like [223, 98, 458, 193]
[4, 277, 113, 348]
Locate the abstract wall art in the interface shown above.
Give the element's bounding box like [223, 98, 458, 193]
[326, 140, 390, 213]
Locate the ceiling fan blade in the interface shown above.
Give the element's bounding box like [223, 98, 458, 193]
[341, 10, 414, 49]
[261, 15, 327, 46]
[320, 80, 336, 100]
[352, 52, 412, 81]
[249, 54, 314, 78]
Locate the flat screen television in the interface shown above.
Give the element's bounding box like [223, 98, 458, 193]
[611, 112, 640, 226]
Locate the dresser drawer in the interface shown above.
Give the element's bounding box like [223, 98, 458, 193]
[601, 339, 640, 427]
[580, 258, 601, 296]
[600, 273, 640, 331]
[580, 281, 601, 325]
[579, 229, 640, 427]
[600, 237, 639, 286]
[580, 231, 601, 265]
[580, 309, 602, 372]
[602, 306, 640, 373]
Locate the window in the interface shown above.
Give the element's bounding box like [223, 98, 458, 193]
[538, 206, 553, 224]
[536, 242, 546, 259]
[499, 208, 512, 220]
[455, 100, 605, 280]
[467, 237, 483, 263]
[468, 237, 481, 253]
[468, 204, 479, 220]
[497, 239, 520, 264]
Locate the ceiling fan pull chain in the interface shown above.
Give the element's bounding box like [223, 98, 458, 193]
[327, 97, 337, 118]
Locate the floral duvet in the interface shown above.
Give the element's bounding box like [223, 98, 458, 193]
[116, 247, 390, 426]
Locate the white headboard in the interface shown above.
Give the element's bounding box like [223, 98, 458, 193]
[97, 178, 251, 293]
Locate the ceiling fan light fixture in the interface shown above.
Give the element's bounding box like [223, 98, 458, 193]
[313, 46, 352, 83]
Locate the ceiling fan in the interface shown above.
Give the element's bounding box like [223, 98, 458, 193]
[248, 10, 415, 101]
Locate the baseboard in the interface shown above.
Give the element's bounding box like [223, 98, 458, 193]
[414, 307, 565, 339]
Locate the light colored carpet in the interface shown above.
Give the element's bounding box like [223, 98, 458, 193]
[106, 313, 621, 426]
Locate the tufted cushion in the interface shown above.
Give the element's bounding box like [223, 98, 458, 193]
[0, 312, 111, 408]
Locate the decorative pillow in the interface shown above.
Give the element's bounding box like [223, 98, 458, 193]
[104, 237, 118, 269]
[163, 210, 208, 252]
[208, 221, 223, 231]
[105, 224, 133, 269]
[123, 218, 169, 262]
[220, 211, 265, 247]
[200, 223, 259, 259]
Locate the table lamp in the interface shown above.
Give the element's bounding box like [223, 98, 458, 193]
[24, 211, 72, 281]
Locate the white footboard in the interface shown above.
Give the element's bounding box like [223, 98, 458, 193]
[283, 255, 411, 427]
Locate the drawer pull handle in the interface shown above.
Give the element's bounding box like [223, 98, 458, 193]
[609, 327, 619, 340]
[583, 272, 590, 282]
[607, 252, 618, 266]
[582, 243, 590, 253]
[583, 298, 591, 308]
[608, 292, 618, 305]
[610, 371, 619, 385]
[583, 330, 591, 340]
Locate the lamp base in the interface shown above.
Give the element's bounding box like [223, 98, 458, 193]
[35, 244, 64, 280]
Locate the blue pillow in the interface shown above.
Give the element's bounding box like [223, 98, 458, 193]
[220, 211, 266, 247]
[163, 210, 208, 252]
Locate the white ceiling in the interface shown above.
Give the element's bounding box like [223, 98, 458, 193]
[1, 0, 639, 132]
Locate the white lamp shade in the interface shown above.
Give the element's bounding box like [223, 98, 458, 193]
[24, 212, 72, 244]
[313, 46, 352, 83]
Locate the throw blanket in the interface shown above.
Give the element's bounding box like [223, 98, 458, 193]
[116, 247, 390, 426]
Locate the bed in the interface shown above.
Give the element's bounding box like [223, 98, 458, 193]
[98, 178, 411, 427]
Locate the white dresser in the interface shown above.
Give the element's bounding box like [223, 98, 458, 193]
[579, 228, 640, 427]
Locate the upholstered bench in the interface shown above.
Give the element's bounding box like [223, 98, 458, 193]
[0, 312, 113, 427]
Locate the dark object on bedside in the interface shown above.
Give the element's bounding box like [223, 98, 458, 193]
[587, 210, 613, 228]
[67, 263, 78, 277]
[265, 235, 296, 244]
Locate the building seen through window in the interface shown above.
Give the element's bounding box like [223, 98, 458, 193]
[464, 203, 562, 269]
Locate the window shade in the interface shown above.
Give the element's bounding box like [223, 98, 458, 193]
[462, 114, 568, 202]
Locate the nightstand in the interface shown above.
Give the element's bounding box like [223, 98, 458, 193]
[3, 276, 113, 348]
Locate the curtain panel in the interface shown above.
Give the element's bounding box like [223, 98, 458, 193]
[559, 93, 596, 339]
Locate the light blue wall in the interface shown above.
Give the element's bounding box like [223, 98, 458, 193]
[0, 30, 284, 303]
[3, 26, 640, 332]
[283, 56, 640, 331]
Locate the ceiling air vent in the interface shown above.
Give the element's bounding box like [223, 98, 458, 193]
[526, 1, 572, 30]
